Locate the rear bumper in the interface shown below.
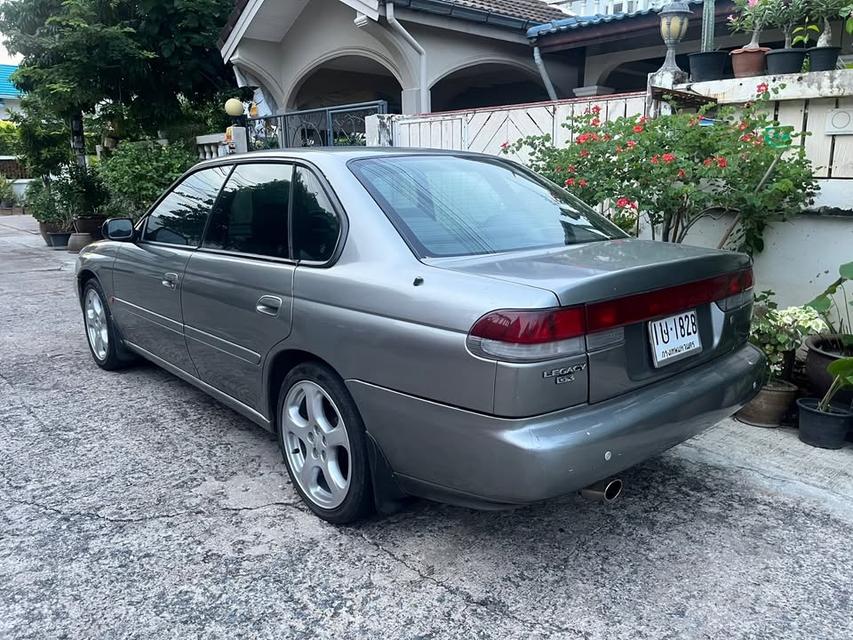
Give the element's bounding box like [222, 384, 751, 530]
[347, 343, 765, 508]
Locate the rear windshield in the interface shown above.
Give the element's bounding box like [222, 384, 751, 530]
[349, 155, 625, 258]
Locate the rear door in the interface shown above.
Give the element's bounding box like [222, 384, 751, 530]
[112, 165, 229, 373]
[181, 162, 299, 411]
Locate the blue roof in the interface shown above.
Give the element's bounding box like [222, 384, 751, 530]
[0, 65, 21, 99]
[526, 1, 701, 39]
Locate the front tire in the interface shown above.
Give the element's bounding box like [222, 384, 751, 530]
[81, 279, 133, 371]
[277, 362, 374, 524]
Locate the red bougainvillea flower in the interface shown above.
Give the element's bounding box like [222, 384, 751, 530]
[638, 116, 649, 124]
[565, 177, 575, 187]
[615, 197, 637, 210]
[740, 134, 753, 142]
[626, 139, 637, 148]
[738, 121, 748, 131]
[633, 125, 644, 133]
[650, 154, 660, 165]
[704, 157, 713, 167]
[578, 178, 589, 188]
[662, 153, 676, 164]
[590, 118, 601, 127]
[716, 156, 728, 168]
[577, 133, 591, 144]
[591, 105, 601, 115]
[603, 133, 612, 141]
[677, 168, 686, 178]
[615, 145, 624, 154]
[567, 165, 576, 173]
[756, 82, 769, 94]
[579, 149, 590, 158]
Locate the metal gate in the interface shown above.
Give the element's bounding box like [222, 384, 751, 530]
[247, 100, 388, 150]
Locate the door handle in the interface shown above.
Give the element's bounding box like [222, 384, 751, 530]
[256, 295, 282, 317]
[161, 272, 178, 289]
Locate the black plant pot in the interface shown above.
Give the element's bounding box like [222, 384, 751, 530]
[807, 46, 841, 72]
[766, 49, 807, 74]
[46, 232, 71, 249]
[797, 398, 852, 449]
[688, 51, 729, 82]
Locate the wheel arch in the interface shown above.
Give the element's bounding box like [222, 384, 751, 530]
[264, 348, 337, 432]
[76, 269, 99, 303]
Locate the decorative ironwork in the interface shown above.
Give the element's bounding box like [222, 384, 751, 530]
[247, 100, 388, 150]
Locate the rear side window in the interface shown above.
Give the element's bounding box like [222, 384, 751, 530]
[143, 166, 229, 246]
[203, 163, 293, 258]
[350, 155, 625, 257]
[292, 167, 340, 262]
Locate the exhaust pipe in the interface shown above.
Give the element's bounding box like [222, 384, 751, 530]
[580, 478, 623, 503]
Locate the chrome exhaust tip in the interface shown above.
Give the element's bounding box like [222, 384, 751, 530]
[580, 478, 623, 503]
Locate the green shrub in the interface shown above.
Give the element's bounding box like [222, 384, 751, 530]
[24, 179, 68, 228]
[53, 164, 109, 218]
[0, 121, 18, 156]
[100, 141, 197, 218]
[0, 175, 16, 206]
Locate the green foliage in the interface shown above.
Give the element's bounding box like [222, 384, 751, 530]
[819, 356, 853, 411]
[0, 0, 236, 133]
[750, 291, 828, 379]
[8, 95, 72, 179]
[504, 84, 817, 254]
[764, 0, 808, 45]
[99, 141, 197, 218]
[0, 175, 16, 206]
[807, 261, 853, 338]
[53, 164, 109, 217]
[0, 121, 18, 155]
[728, 0, 772, 45]
[24, 179, 69, 228]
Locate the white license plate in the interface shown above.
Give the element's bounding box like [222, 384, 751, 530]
[648, 310, 702, 368]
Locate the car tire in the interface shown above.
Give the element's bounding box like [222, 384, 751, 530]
[277, 362, 374, 524]
[81, 279, 134, 371]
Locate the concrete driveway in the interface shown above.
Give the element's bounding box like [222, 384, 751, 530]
[1, 215, 852, 640]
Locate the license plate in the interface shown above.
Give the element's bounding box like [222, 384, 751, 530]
[648, 310, 702, 367]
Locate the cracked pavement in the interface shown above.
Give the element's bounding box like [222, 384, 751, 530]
[1, 214, 852, 639]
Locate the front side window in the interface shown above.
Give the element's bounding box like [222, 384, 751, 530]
[143, 166, 229, 246]
[292, 167, 340, 262]
[203, 163, 293, 258]
[350, 155, 626, 258]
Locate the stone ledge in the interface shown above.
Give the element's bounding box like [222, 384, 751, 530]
[676, 69, 853, 104]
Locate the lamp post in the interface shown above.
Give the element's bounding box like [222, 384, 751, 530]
[224, 98, 246, 126]
[656, 1, 693, 76]
[224, 98, 248, 154]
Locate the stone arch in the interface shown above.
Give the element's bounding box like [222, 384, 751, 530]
[429, 58, 547, 112]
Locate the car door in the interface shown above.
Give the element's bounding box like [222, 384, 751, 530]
[111, 165, 230, 373]
[181, 162, 303, 411]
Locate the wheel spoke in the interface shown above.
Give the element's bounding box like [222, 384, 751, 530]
[304, 386, 325, 426]
[324, 425, 348, 449]
[324, 456, 348, 497]
[299, 458, 316, 489]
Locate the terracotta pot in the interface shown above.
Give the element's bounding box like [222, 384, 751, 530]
[38, 221, 63, 246]
[805, 334, 853, 405]
[66, 232, 94, 253]
[736, 379, 798, 427]
[730, 47, 769, 78]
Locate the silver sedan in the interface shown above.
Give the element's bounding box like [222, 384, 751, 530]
[75, 149, 764, 523]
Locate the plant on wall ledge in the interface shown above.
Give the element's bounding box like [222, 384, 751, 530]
[728, 0, 771, 48]
[503, 85, 817, 255]
[765, 0, 808, 46]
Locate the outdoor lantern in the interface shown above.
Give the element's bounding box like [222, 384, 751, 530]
[224, 98, 245, 118]
[657, 1, 693, 74]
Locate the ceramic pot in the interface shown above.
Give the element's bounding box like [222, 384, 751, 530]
[688, 51, 729, 82]
[797, 398, 852, 449]
[67, 232, 94, 253]
[38, 221, 62, 246]
[730, 47, 769, 78]
[807, 47, 840, 72]
[46, 231, 72, 249]
[765, 49, 806, 74]
[736, 379, 798, 427]
[805, 335, 853, 405]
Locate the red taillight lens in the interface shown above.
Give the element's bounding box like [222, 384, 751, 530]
[470, 307, 586, 344]
[586, 267, 753, 333]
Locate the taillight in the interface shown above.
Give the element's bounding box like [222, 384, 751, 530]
[467, 268, 752, 362]
[467, 307, 586, 362]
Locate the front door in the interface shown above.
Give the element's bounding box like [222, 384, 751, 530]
[112, 165, 230, 373]
[181, 162, 297, 411]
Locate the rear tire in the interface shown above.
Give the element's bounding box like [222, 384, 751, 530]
[277, 362, 374, 524]
[81, 279, 134, 371]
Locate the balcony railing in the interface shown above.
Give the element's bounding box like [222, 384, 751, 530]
[550, 0, 669, 16]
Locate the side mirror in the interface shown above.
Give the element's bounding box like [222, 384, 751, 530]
[103, 217, 134, 241]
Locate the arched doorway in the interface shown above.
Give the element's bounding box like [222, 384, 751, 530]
[430, 62, 547, 112]
[289, 55, 403, 113]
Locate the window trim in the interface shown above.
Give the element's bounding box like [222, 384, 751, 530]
[347, 153, 627, 260]
[137, 164, 234, 250]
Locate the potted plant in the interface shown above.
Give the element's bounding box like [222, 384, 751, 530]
[804, 0, 849, 70]
[804, 261, 853, 404]
[728, 0, 772, 77]
[765, 0, 809, 73]
[797, 357, 853, 448]
[737, 293, 828, 426]
[54, 164, 109, 251]
[25, 179, 73, 247]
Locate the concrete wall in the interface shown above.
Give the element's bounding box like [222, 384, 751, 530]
[227, 0, 577, 115]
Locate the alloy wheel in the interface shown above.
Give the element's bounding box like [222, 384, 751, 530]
[282, 380, 352, 509]
[84, 289, 109, 361]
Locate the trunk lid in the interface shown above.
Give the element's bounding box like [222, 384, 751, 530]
[430, 239, 752, 404]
